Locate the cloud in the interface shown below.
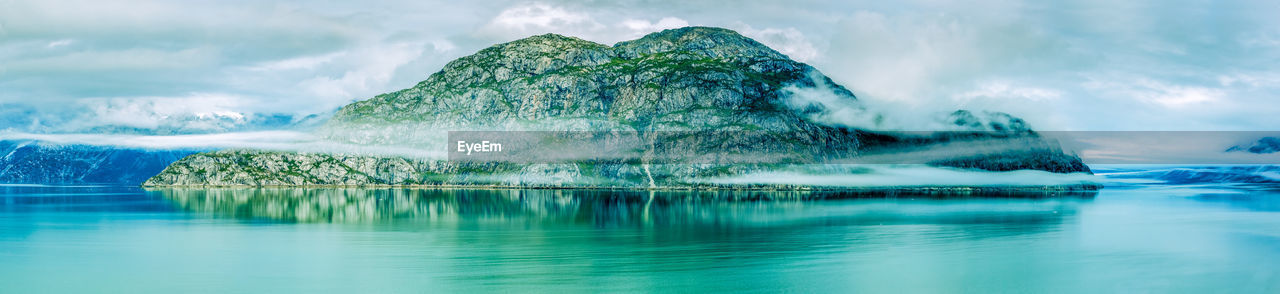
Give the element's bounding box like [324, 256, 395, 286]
[245, 52, 346, 72]
[782, 73, 882, 130]
[295, 42, 427, 107]
[475, 3, 696, 45]
[473, 3, 820, 63]
[6, 47, 219, 73]
[703, 165, 1099, 187]
[1136, 82, 1225, 108]
[75, 93, 249, 130]
[0, 131, 310, 150]
[475, 3, 604, 41]
[954, 81, 1063, 103]
[0, 93, 318, 135]
[429, 39, 458, 52]
[4, 0, 1280, 137]
[1086, 78, 1225, 108]
[619, 17, 689, 39]
[489, 3, 596, 30]
[732, 24, 820, 62]
[1218, 72, 1280, 88]
[1238, 28, 1280, 49]
[45, 39, 74, 48]
[818, 9, 1076, 108]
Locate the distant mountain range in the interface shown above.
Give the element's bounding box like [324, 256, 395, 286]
[0, 140, 194, 185]
[1100, 165, 1280, 185]
[0, 103, 328, 136]
[1228, 137, 1280, 154]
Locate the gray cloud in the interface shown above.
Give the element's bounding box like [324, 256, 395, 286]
[1, 0, 1277, 136]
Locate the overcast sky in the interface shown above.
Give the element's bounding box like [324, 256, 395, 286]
[2, 0, 1279, 133]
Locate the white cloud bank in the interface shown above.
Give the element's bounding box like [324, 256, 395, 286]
[4, 0, 1280, 135]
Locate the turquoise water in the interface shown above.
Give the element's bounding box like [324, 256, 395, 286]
[1, 186, 1278, 293]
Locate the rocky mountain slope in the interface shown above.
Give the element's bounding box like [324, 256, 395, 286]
[145, 27, 1089, 188]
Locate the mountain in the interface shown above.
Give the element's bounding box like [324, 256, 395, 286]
[0, 102, 326, 136]
[1227, 137, 1280, 154]
[1155, 166, 1280, 184]
[145, 27, 1090, 188]
[73, 112, 328, 135]
[0, 140, 194, 185]
[1100, 166, 1280, 185]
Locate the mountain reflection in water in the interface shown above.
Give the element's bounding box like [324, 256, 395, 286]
[152, 188, 1096, 235]
[8, 186, 1278, 293]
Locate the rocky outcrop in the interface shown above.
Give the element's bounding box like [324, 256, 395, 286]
[146, 27, 1090, 188]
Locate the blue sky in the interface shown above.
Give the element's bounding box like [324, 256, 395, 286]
[2, 0, 1279, 134]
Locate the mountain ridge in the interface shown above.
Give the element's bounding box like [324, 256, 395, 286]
[144, 26, 1091, 188]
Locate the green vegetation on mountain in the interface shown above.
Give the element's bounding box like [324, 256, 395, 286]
[145, 27, 1089, 188]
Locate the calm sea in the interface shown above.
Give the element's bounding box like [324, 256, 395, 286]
[1, 185, 1277, 293]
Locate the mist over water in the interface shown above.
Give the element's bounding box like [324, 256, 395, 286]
[702, 165, 1100, 187]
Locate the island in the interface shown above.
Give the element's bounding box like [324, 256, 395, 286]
[143, 27, 1093, 189]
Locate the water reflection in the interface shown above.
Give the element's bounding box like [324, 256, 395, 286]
[140, 188, 1103, 292]
[1190, 192, 1280, 212]
[150, 188, 1096, 229]
[12, 186, 1280, 293]
[1, 185, 171, 213]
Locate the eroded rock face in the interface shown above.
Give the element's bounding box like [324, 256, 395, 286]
[146, 27, 1091, 188]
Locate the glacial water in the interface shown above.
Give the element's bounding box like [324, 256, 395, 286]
[1, 185, 1277, 293]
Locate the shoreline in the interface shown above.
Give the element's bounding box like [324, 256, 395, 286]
[141, 183, 1103, 192]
